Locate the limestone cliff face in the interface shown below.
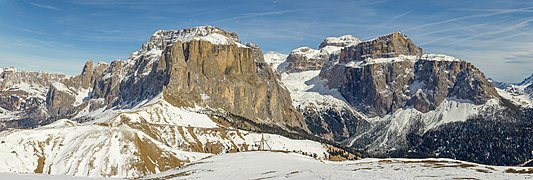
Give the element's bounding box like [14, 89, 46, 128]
[320, 33, 499, 117]
[337, 32, 422, 64]
[162, 40, 305, 129]
[92, 61, 123, 105]
[45, 26, 306, 131]
[79, 61, 94, 89]
[45, 84, 76, 117]
[1, 26, 308, 132]
[0, 68, 65, 121]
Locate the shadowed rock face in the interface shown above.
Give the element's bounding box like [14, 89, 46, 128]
[320, 33, 499, 117]
[526, 85, 533, 95]
[520, 74, 533, 96]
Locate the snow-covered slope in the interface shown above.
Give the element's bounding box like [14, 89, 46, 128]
[278, 61, 503, 151]
[0, 172, 99, 180]
[281, 70, 350, 111]
[146, 151, 533, 180]
[274, 32, 507, 158]
[344, 54, 461, 68]
[349, 99, 502, 152]
[263, 51, 288, 71]
[0, 95, 345, 178]
[278, 69, 369, 141]
[493, 74, 533, 107]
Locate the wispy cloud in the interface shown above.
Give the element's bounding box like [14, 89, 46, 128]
[406, 6, 533, 32]
[22, 0, 60, 10]
[434, 18, 533, 49]
[189, 7, 231, 18]
[380, 10, 415, 27]
[213, 8, 326, 23]
[0, 23, 45, 35]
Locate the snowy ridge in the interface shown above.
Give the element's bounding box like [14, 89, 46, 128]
[0, 69, 65, 99]
[109, 100, 219, 128]
[343, 54, 463, 68]
[497, 88, 533, 107]
[146, 151, 532, 180]
[0, 97, 338, 178]
[420, 54, 462, 62]
[290, 47, 323, 60]
[0, 119, 180, 177]
[321, 35, 361, 47]
[0, 68, 69, 122]
[0, 172, 99, 180]
[344, 55, 418, 68]
[148, 25, 246, 50]
[5, 82, 49, 99]
[286, 34, 362, 66]
[493, 74, 533, 107]
[319, 35, 361, 54]
[263, 51, 288, 71]
[2, 67, 17, 73]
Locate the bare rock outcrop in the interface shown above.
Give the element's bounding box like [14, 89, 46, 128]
[161, 34, 305, 130]
[337, 32, 422, 64]
[321, 33, 499, 117]
[284, 35, 361, 73]
[285, 47, 330, 73]
[0, 67, 65, 121]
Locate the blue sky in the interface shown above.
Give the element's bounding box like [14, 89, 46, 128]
[0, 0, 531, 82]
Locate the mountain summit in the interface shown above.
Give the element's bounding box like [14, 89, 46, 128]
[321, 32, 498, 116]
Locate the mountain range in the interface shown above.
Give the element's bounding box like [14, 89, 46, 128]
[0, 25, 532, 178]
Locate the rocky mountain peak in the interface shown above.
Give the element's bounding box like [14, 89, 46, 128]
[1, 25, 307, 132]
[320, 32, 498, 117]
[264, 51, 287, 58]
[283, 35, 362, 73]
[263, 51, 288, 71]
[284, 47, 329, 73]
[291, 47, 319, 55]
[2, 66, 16, 72]
[519, 74, 533, 86]
[319, 35, 361, 49]
[144, 25, 243, 52]
[338, 31, 422, 64]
